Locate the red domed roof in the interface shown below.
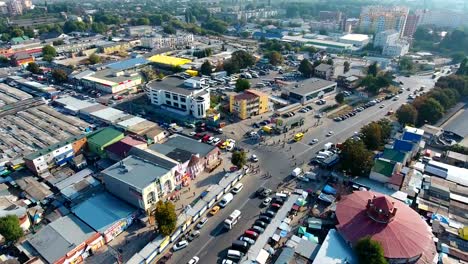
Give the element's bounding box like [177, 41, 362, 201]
[336, 191, 436, 263]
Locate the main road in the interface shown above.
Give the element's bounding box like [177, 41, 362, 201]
[168, 73, 440, 264]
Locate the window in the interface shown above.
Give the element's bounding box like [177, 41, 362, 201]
[147, 191, 156, 204]
[180, 96, 186, 103]
[166, 100, 172, 105]
[173, 102, 179, 108]
[181, 104, 187, 110]
[165, 92, 171, 98]
[172, 94, 178, 100]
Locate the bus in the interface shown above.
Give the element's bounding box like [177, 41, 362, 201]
[294, 133, 304, 142]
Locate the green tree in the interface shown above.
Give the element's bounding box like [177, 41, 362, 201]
[42, 45, 57, 58]
[200, 60, 213, 76]
[355, 237, 388, 264]
[235, 78, 250, 92]
[43, 54, 54, 62]
[88, 53, 101, 65]
[153, 201, 177, 236]
[231, 150, 247, 168]
[298, 59, 314, 77]
[417, 98, 444, 125]
[137, 17, 150, 26]
[202, 18, 227, 34]
[339, 139, 373, 176]
[163, 25, 176, 34]
[335, 92, 345, 104]
[450, 52, 465, 64]
[0, 56, 8, 64]
[399, 57, 414, 73]
[367, 62, 378, 77]
[377, 119, 392, 143]
[326, 58, 334, 65]
[91, 22, 108, 34]
[52, 69, 68, 83]
[0, 215, 24, 243]
[1, 33, 11, 42]
[361, 122, 383, 150]
[11, 28, 24, 37]
[24, 28, 35, 38]
[397, 104, 417, 126]
[344, 61, 350, 73]
[26, 62, 42, 74]
[267, 51, 283, 66]
[53, 39, 64, 46]
[231, 50, 256, 68]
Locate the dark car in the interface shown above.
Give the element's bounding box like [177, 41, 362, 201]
[272, 198, 285, 205]
[258, 215, 272, 223]
[256, 187, 266, 197]
[261, 188, 272, 198]
[263, 210, 276, 218]
[270, 203, 281, 212]
[254, 220, 268, 228]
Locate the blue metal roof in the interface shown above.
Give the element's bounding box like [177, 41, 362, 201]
[393, 139, 414, 153]
[72, 192, 137, 233]
[107, 57, 149, 71]
[401, 131, 422, 143]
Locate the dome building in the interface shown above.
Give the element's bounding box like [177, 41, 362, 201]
[335, 191, 437, 264]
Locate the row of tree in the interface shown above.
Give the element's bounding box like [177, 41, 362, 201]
[340, 119, 392, 176]
[396, 59, 468, 126]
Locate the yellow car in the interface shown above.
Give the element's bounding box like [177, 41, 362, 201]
[210, 206, 220, 216]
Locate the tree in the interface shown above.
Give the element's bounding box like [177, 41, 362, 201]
[417, 98, 444, 125]
[200, 61, 213, 76]
[231, 150, 247, 168]
[396, 104, 417, 126]
[354, 237, 388, 264]
[42, 45, 57, 58]
[231, 50, 256, 68]
[136, 17, 150, 26]
[163, 25, 176, 34]
[52, 69, 68, 83]
[43, 54, 54, 62]
[367, 62, 378, 77]
[344, 61, 350, 73]
[326, 58, 334, 65]
[53, 39, 64, 46]
[0, 56, 8, 64]
[267, 51, 283, 66]
[153, 201, 177, 236]
[11, 28, 24, 37]
[235, 78, 250, 92]
[88, 53, 101, 65]
[339, 139, 373, 176]
[450, 52, 465, 64]
[361, 122, 383, 150]
[399, 57, 415, 73]
[24, 28, 35, 38]
[26, 62, 42, 74]
[298, 59, 314, 78]
[335, 92, 345, 104]
[202, 18, 228, 34]
[0, 215, 24, 243]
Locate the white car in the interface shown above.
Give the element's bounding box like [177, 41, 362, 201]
[309, 139, 319, 145]
[188, 256, 200, 264]
[226, 142, 235, 151]
[222, 259, 235, 264]
[173, 240, 188, 251]
[189, 132, 196, 136]
[326, 131, 334, 137]
[262, 197, 272, 207]
[240, 236, 255, 245]
[251, 154, 258, 162]
[196, 217, 208, 229]
[207, 137, 214, 144]
[212, 138, 221, 145]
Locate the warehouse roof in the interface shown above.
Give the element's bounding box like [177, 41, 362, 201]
[150, 134, 216, 161]
[54, 96, 98, 112]
[339, 34, 369, 42]
[87, 127, 124, 147]
[148, 55, 191, 66]
[287, 78, 336, 96]
[102, 155, 173, 190]
[28, 215, 96, 264]
[72, 192, 137, 233]
[146, 76, 195, 96]
[106, 57, 149, 71]
[90, 107, 129, 123]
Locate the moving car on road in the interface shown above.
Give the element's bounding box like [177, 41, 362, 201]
[187, 256, 199, 264]
[172, 240, 188, 251]
[210, 206, 220, 216]
[196, 217, 208, 229]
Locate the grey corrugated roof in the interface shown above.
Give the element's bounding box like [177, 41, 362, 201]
[287, 78, 336, 96]
[102, 155, 172, 190]
[315, 63, 333, 72]
[161, 134, 215, 157]
[28, 215, 95, 263]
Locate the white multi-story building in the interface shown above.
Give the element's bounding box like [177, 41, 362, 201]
[374, 29, 399, 48]
[382, 40, 409, 57]
[359, 5, 409, 36]
[146, 76, 211, 119]
[141, 34, 194, 49]
[415, 9, 468, 29]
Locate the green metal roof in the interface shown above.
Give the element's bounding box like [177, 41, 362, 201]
[381, 148, 406, 163]
[372, 159, 395, 177]
[87, 127, 124, 147]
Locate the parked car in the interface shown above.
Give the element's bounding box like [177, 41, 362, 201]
[244, 230, 259, 240]
[258, 215, 272, 223]
[188, 230, 200, 241]
[187, 256, 199, 264]
[262, 197, 272, 207]
[196, 217, 208, 229]
[250, 155, 258, 162]
[210, 206, 220, 216]
[239, 236, 255, 245]
[251, 226, 265, 234]
[254, 220, 268, 228]
[173, 240, 189, 251]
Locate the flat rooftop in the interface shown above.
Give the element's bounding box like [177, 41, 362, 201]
[102, 155, 175, 191]
[146, 76, 199, 96]
[286, 78, 336, 96]
[149, 134, 216, 162]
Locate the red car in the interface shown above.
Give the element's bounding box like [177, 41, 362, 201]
[244, 230, 259, 240]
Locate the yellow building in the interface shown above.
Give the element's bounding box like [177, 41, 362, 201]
[229, 89, 269, 120]
[99, 42, 131, 54]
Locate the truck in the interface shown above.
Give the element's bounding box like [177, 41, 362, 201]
[324, 142, 333, 151]
[224, 210, 241, 229]
[291, 167, 302, 177]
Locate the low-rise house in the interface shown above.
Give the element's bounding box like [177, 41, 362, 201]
[72, 192, 139, 243]
[10, 52, 34, 66]
[102, 155, 177, 212]
[27, 215, 104, 264]
[443, 151, 468, 168]
[105, 136, 147, 161]
[314, 63, 334, 80]
[86, 127, 125, 158]
[381, 148, 409, 165]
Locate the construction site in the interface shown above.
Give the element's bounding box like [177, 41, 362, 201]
[0, 84, 89, 161]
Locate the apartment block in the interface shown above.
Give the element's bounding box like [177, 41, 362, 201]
[359, 5, 409, 36]
[229, 89, 269, 120]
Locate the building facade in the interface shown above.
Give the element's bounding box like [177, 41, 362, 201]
[373, 29, 399, 48]
[127, 26, 153, 37]
[141, 34, 194, 49]
[403, 14, 420, 38]
[314, 63, 335, 80]
[80, 69, 143, 94]
[285, 78, 337, 104]
[382, 40, 409, 57]
[229, 89, 269, 120]
[146, 76, 211, 119]
[359, 5, 409, 36]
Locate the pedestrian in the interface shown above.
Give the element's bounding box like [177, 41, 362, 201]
[193, 192, 196, 196]
[189, 187, 191, 191]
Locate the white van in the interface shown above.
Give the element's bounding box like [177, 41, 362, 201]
[219, 193, 234, 208]
[231, 183, 244, 194]
[227, 250, 243, 260]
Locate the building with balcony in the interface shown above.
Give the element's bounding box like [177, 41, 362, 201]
[146, 76, 210, 119]
[359, 5, 409, 36]
[229, 89, 269, 120]
[141, 34, 194, 49]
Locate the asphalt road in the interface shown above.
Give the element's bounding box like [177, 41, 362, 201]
[167, 73, 440, 264]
